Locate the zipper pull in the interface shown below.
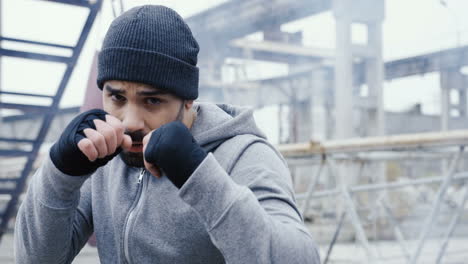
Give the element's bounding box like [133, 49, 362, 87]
[138, 169, 145, 184]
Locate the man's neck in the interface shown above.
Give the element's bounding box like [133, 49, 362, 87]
[180, 106, 197, 130]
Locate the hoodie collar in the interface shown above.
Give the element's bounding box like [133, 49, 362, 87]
[190, 102, 266, 152]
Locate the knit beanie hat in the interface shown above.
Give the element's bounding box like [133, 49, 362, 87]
[97, 5, 200, 100]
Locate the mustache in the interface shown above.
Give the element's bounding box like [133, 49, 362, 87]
[125, 130, 146, 143]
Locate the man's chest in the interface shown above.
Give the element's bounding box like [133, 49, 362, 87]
[90, 170, 223, 263]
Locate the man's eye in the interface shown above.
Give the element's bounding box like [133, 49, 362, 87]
[146, 98, 162, 105]
[111, 94, 126, 102]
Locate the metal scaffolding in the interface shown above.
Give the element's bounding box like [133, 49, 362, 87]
[187, 0, 468, 142]
[279, 130, 468, 263]
[0, 0, 102, 242]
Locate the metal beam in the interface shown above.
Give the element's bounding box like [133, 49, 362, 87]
[0, 48, 70, 63]
[0, 150, 32, 157]
[226, 46, 321, 64]
[186, 0, 330, 57]
[220, 45, 468, 86]
[230, 39, 335, 60]
[0, 178, 21, 183]
[0, 91, 55, 98]
[278, 129, 468, 156]
[199, 65, 333, 105]
[44, 0, 92, 7]
[436, 185, 468, 263]
[379, 199, 411, 261]
[384, 45, 468, 80]
[410, 147, 464, 264]
[0, 103, 49, 112]
[1, 106, 79, 122]
[296, 172, 468, 200]
[227, 41, 373, 63]
[0, 37, 74, 50]
[209, 47, 468, 106]
[0, 190, 15, 195]
[0, 137, 36, 143]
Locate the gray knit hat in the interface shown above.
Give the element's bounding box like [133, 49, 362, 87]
[97, 5, 200, 100]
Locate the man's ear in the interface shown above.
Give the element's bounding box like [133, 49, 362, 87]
[181, 100, 196, 129]
[184, 100, 194, 110]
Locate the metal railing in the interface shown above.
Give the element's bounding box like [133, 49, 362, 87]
[279, 129, 468, 264]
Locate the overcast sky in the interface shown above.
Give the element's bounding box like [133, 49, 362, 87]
[2, 0, 468, 142]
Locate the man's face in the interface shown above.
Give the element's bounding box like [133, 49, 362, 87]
[102, 80, 192, 167]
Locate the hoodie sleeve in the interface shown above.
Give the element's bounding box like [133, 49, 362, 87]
[14, 155, 94, 264]
[179, 142, 321, 264]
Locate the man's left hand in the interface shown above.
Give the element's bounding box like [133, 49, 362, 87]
[143, 121, 207, 188]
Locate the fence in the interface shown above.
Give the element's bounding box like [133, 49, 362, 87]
[279, 130, 468, 263]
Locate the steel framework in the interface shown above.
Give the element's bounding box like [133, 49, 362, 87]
[0, 0, 102, 242]
[280, 130, 468, 263]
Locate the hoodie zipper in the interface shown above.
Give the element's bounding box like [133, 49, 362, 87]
[123, 168, 146, 264]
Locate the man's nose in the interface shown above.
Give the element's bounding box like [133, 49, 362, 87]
[122, 107, 145, 133]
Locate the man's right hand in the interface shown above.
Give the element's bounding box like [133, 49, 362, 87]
[50, 109, 132, 176]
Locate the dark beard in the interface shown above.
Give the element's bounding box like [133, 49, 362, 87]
[120, 151, 144, 167]
[119, 102, 186, 168]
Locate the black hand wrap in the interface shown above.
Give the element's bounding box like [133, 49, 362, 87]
[50, 109, 121, 176]
[144, 121, 207, 188]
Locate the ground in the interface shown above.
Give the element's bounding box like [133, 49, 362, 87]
[1, 232, 467, 263]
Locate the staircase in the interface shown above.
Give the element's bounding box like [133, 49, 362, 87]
[0, 0, 102, 242]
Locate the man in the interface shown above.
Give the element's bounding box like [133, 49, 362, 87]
[15, 5, 320, 264]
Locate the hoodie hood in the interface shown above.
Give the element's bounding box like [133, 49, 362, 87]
[190, 103, 267, 152]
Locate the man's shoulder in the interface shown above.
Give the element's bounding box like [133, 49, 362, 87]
[214, 134, 283, 174]
[214, 134, 267, 156]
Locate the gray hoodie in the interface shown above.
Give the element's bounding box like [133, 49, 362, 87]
[14, 103, 320, 264]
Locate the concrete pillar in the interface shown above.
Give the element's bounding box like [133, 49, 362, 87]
[333, 0, 385, 138]
[333, 15, 354, 139]
[278, 104, 285, 144]
[312, 69, 329, 141]
[440, 70, 465, 129]
[279, 29, 314, 143]
[203, 56, 225, 103]
[451, 71, 467, 117]
[332, 1, 358, 224]
[295, 99, 312, 142]
[458, 88, 466, 117]
[440, 71, 450, 130]
[439, 70, 452, 177]
[366, 22, 385, 136]
[287, 82, 301, 143]
[332, 1, 386, 233]
[364, 12, 387, 215]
